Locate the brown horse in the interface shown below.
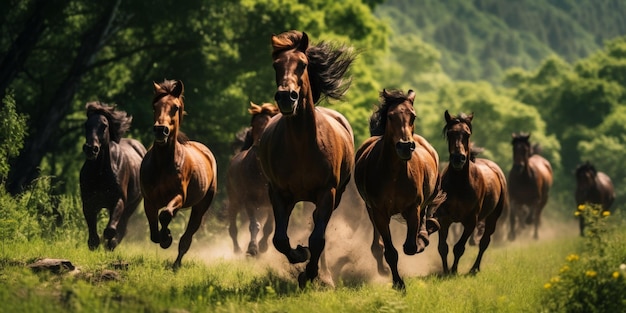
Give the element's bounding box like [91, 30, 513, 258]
[227, 102, 279, 256]
[354, 89, 443, 290]
[80, 102, 146, 251]
[258, 30, 356, 287]
[507, 132, 553, 241]
[575, 161, 615, 236]
[140, 79, 217, 268]
[435, 110, 508, 275]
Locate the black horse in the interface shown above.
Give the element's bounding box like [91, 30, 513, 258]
[80, 102, 146, 250]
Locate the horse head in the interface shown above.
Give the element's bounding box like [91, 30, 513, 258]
[152, 80, 185, 145]
[380, 89, 417, 160]
[511, 132, 531, 173]
[444, 110, 473, 171]
[83, 109, 110, 160]
[248, 102, 279, 145]
[271, 31, 310, 115]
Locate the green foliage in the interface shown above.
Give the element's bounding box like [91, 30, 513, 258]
[542, 204, 626, 312]
[0, 92, 27, 181]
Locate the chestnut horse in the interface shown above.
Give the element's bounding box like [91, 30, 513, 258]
[227, 102, 279, 256]
[258, 30, 356, 287]
[80, 102, 146, 250]
[354, 89, 443, 290]
[507, 132, 553, 241]
[140, 79, 217, 268]
[436, 111, 508, 274]
[575, 161, 615, 236]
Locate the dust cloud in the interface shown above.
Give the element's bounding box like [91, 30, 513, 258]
[126, 180, 580, 287]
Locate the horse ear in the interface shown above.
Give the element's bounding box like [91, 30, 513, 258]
[172, 80, 184, 98]
[248, 101, 260, 114]
[407, 90, 416, 102]
[467, 112, 474, 122]
[444, 110, 452, 123]
[298, 32, 309, 52]
[153, 82, 161, 93]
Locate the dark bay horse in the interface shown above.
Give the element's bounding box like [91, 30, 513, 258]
[435, 110, 508, 275]
[258, 30, 356, 287]
[575, 161, 615, 236]
[140, 79, 217, 268]
[354, 89, 444, 290]
[227, 102, 279, 256]
[507, 132, 553, 241]
[80, 101, 146, 251]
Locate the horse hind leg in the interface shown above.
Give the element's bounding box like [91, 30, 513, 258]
[228, 203, 242, 254]
[450, 221, 475, 274]
[258, 209, 274, 253]
[470, 206, 502, 274]
[173, 202, 210, 269]
[82, 204, 101, 250]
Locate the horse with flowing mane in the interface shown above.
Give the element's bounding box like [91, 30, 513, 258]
[354, 89, 444, 290]
[575, 161, 615, 236]
[140, 79, 217, 269]
[227, 102, 279, 256]
[258, 30, 356, 287]
[507, 132, 553, 240]
[435, 110, 508, 275]
[80, 101, 146, 251]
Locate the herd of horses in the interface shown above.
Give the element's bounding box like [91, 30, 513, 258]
[79, 30, 616, 290]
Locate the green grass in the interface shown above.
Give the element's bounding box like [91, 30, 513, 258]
[0, 218, 601, 313]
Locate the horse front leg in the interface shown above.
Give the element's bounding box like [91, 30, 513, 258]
[174, 196, 212, 269]
[159, 194, 183, 249]
[451, 220, 476, 274]
[366, 206, 388, 276]
[269, 187, 304, 263]
[437, 222, 451, 274]
[300, 190, 336, 288]
[259, 207, 274, 253]
[372, 210, 403, 290]
[144, 199, 160, 244]
[508, 200, 518, 241]
[82, 201, 100, 250]
[402, 206, 426, 255]
[227, 201, 242, 254]
[246, 206, 261, 256]
[103, 198, 124, 251]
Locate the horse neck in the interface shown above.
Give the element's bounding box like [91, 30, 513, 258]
[152, 135, 183, 166]
[447, 158, 472, 184]
[91, 142, 114, 173]
[287, 86, 318, 137]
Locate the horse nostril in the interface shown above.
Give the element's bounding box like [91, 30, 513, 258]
[93, 145, 99, 154]
[289, 90, 298, 102]
[409, 142, 416, 151]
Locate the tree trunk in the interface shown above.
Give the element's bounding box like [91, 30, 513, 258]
[7, 0, 121, 194]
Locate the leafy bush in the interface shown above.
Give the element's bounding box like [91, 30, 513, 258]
[541, 204, 626, 312]
[0, 91, 27, 181]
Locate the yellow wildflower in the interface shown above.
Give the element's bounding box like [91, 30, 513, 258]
[574, 211, 581, 216]
[577, 204, 585, 211]
[566, 254, 580, 262]
[550, 276, 560, 283]
[585, 270, 597, 278]
[560, 265, 570, 273]
[544, 283, 552, 289]
[602, 211, 611, 217]
[613, 272, 620, 279]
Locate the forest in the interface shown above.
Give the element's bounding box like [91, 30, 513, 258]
[2, 0, 626, 219]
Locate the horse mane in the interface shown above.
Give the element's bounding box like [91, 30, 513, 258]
[469, 144, 485, 162]
[85, 101, 132, 143]
[369, 89, 410, 136]
[271, 30, 357, 103]
[248, 102, 279, 116]
[153, 79, 189, 144]
[232, 127, 253, 152]
[442, 112, 473, 138]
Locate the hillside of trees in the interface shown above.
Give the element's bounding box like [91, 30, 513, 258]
[1, 0, 626, 220]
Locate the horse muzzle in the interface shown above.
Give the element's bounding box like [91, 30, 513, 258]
[82, 143, 99, 160]
[450, 153, 467, 170]
[395, 141, 416, 161]
[274, 90, 298, 115]
[153, 125, 170, 144]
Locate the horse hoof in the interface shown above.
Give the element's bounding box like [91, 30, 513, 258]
[247, 243, 259, 256]
[403, 243, 418, 255]
[106, 239, 118, 251]
[298, 272, 309, 289]
[378, 265, 390, 276]
[259, 241, 269, 253]
[426, 218, 440, 234]
[289, 245, 311, 263]
[160, 229, 172, 249]
[392, 279, 406, 291]
[88, 238, 100, 250]
[103, 227, 117, 240]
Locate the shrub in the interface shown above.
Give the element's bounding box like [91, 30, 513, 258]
[541, 204, 626, 312]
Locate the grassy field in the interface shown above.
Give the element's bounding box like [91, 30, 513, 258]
[2, 206, 609, 313]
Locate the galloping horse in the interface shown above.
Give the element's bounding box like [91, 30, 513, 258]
[575, 161, 615, 236]
[140, 79, 217, 268]
[436, 110, 508, 274]
[80, 102, 146, 251]
[507, 132, 553, 240]
[354, 89, 443, 290]
[258, 30, 356, 287]
[227, 102, 279, 256]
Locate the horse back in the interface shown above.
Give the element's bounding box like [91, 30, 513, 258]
[226, 146, 267, 207]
